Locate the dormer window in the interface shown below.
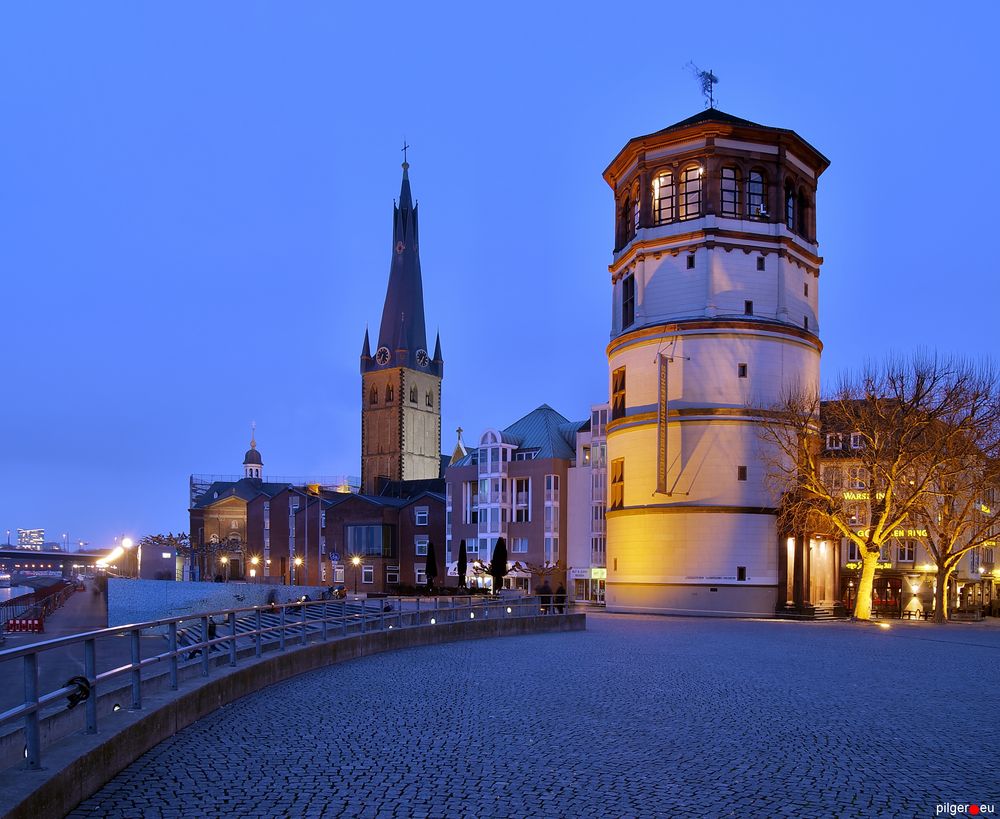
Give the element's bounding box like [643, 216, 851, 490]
[680, 166, 702, 220]
[652, 171, 674, 224]
[720, 167, 739, 216]
[826, 433, 843, 450]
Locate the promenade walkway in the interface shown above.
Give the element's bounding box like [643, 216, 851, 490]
[68, 614, 1000, 818]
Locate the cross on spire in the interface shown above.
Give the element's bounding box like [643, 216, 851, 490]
[401, 140, 410, 166]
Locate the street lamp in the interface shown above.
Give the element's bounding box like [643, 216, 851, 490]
[294, 556, 303, 586]
[121, 538, 135, 578]
[351, 555, 361, 594]
[250, 555, 259, 582]
[220, 555, 229, 582]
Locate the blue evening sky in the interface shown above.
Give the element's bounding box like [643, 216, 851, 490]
[1, 2, 996, 549]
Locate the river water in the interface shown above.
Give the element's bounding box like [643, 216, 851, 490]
[0, 585, 34, 602]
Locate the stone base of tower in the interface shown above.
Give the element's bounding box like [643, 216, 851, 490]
[605, 509, 779, 617]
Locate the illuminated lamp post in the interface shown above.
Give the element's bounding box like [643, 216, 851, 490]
[220, 555, 229, 582]
[294, 556, 303, 586]
[121, 537, 135, 578]
[351, 555, 361, 594]
[250, 555, 259, 582]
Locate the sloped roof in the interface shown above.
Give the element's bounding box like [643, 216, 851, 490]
[192, 478, 290, 509]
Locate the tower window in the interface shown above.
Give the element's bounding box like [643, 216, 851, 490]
[756, 257, 765, 272]
[652, 170, 674, 224]
[622, 273, 635, 329]
[611, 367, 626, 421]
[737, 566, 747, 582]
[738, 363, 748, 378]
[804, 282, 809, 297]
[369, 386, 378, 405]
[609, 458, 625, 510]
[747, 171, 766, 218]
[410, 386, 418, 403]
[720, 167, 739, 216]
[737, 465, 748, 481]
[680, 165, 702, 220]
[425, 391, 433, 407]
[797, 191, 808, 239]
[686, 255, 695, 270]
[785, 185, 796, 231]
[744, 300, 754, 316]
[632, 181, 640, 232]
[385, 385, 394, 403]
[804, 315, 809, 330]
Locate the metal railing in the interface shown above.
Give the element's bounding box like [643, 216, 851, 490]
[0, 594, 559, 772]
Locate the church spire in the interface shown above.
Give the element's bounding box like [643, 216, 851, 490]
[364, 157, 437, 374]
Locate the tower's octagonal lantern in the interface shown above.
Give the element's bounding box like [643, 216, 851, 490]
[603, 109, 830, 617]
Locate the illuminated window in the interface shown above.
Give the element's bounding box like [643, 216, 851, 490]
[847, 504, 868, 526]
[611, 368, 626, 420]
[721, 167, 739, 216]
[747, 171, 766, 218]
[848, 467, 868, 490]
[897, 540, 915, 562]
[823, 466, 843, 490]
[680, 166, 702, 220]
[609, 458, 625, 510]
[847, 542, 861, 561]
[622, 273, 635, 329]
[652, 170, 674, 224]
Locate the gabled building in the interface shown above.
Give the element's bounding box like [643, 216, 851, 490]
[446, 404, 604, 595]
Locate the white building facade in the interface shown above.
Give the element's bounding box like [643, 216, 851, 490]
[603, 109, 829, 616]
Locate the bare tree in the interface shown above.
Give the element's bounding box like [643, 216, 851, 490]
[760, 354, 997, 621]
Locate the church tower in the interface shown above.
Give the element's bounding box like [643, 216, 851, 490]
[360, 159, 443, 494]
[243, 425, 263, 480]
[603, 109, 829, 616]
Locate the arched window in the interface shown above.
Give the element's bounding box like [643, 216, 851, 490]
[620, 192, 634, 244]
[410, 385, 418, 403]
[797, 189, 809, 239]
[785, 184, 796, 231]
[425, 391, 433, 407]
[680, 166, 702, 220]
[652, 171, 674, 224]
[720, 167, 739, 217]
[369, 386, 378, 405]
[747, 171, 766, 218]
[632, 181, 640, 233]
[385, 384, 394, 403]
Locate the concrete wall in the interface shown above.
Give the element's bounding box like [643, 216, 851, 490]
[107, 579, 333, 628]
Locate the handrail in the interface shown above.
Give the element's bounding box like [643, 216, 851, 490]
[0, 594, 563, 772]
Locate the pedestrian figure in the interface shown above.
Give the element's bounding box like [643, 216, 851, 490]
[538, 579, 553, 614]
[555, 584, 566, 614]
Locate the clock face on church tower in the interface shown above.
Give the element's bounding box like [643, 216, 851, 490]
[416, 349, 429, 368]
[375, 346, 391, 366]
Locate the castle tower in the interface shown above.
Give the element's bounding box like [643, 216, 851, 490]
[360, 160, 443, 494]
[603, 109, 829, 616]
[243, 424, 263, 480]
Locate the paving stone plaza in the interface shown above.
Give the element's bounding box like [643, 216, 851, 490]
[69, 614, 1000, 818]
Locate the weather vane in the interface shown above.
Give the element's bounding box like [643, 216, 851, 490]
[685, 62, 718, 109]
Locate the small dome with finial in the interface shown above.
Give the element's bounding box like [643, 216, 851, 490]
[243, 423, 263, 477]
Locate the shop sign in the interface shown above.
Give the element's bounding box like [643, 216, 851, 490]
[569, 568, 590, 580]
[591, 567, 607, 580]
[846, 561, 892, 570]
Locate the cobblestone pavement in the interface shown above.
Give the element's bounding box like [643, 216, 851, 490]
[69, 614, 1000, 818]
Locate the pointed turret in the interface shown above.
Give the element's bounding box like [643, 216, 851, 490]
[432, 331, 443, 376]
[360, 326, 372, 373]
[364, 160, 438, 375]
